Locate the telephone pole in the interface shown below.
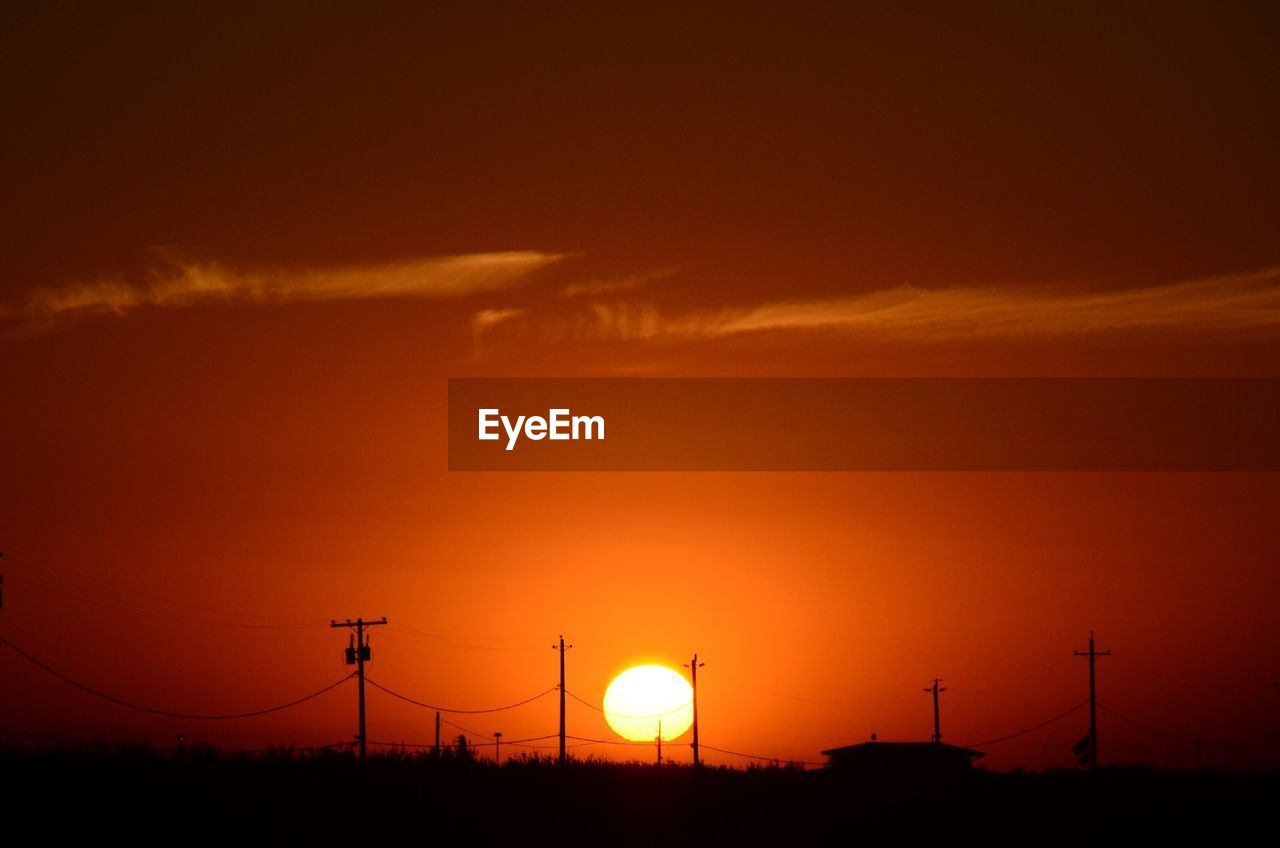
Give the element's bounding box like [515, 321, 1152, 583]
[494, 731, 503, 764]
[331, 616, 388, 762]
[657, 720, 662, 766]
[434, 711, 441, 757]
[924, 678, 946, 743]
[1074, 630, 1111, 771]
[552, 635, 572, 765]
[684, 654, 705, 767]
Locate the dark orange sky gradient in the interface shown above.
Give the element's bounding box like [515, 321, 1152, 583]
[2, 3, 1280, 769]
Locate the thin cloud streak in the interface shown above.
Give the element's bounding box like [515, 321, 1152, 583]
[559, 267, 678, 299]
[20, 251, 565, 318]
[490, 266, 1280, 344]
[471, 307, 527, 333]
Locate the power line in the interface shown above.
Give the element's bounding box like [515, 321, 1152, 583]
[744, 687, 923, 708]
[699, 743, 823, 767]
[378, 629, 541, 653]
[962, 699, 1089, 748]
[0, 634, 352, 719]
[365, 677, 557, 714]
[1, 549, 328, 628]
[367, 733, 560, 751]
[378, 624, 548, 654]
[472, 733, 560, 748]
[1096, 705, 1248, 767]
[440, 716, 493, 740]
[563, 688, 606, 711]
[9, 570, 329, 631]
[0, 725, 357, 756]
[1097, 703, 1198, 745]
[565, 734, 671, 747]
[563, 688, 692, 720]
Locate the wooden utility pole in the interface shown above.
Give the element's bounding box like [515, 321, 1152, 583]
[331, 616, 388, 762]
[684, 654, 705, 767]
[552, 635, 572, 765]
[1074, 631, 1111, 771]
[657, 720, 662, 766]
[924, 678, 946, 743]
[434, 711, 441, 757]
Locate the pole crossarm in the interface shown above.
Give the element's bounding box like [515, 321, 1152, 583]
[331, 616, 388, 763]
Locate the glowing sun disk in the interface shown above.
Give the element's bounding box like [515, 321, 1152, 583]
[603, 664, 694, 742]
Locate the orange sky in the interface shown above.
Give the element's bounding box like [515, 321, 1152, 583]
[2, 3, 1280, 769]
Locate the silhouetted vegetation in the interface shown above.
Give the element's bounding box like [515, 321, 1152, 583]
[4, 742, 1276, 844]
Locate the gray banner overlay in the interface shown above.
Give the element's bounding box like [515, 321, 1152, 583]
[448, 378, 1280, 471]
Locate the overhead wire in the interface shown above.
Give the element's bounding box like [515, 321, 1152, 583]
[562, 739, 669, 757]
[961, 699, 1089, 748]
[439, 716, 493, 740]
[0, 725, 356, 755]
[0, 562, 1245, 769]
[364, 677, 557, 714]
[1, 549, 330, 629]
[0, 634, 352, 720]
[700, 743, 823, 767]
[1098, 703, 1204, 746]
[563, 688, 692, 720]
[367, 733, 560, 750]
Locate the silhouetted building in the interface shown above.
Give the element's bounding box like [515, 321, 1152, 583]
[820, 741, 984, 779]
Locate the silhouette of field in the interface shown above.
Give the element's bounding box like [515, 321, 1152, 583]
[4, 743, 1276, 844]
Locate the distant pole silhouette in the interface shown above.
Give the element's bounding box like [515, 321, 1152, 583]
[684, 653, 706, 767]
[552, 635, 572, 765]
[924, 678, 946, 743]
[657, 719, 662, 766]
[1074, 630, 1111, 771]
[435, 711, 441, 757]
[494, 731, 503, 764]
[331, 616, 388, 762]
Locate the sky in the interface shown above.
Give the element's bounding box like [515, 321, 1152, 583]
[2, 2, 1279, 769]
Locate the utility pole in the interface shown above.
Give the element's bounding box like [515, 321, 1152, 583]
[684, 654, 705, 767]
[552, 635, 572, 765]
[434, 711, 441, 757]
[331, 616, 388, 762]
[924, 678, 946, 744]
[494, 731, 503, 765]
[657, 720, 662, 766]
[1074, 630, 1111, 771]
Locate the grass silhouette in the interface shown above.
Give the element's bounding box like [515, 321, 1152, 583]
[4, 740, 1275, 843]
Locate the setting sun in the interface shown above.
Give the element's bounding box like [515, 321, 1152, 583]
[602, 665, 694, 742]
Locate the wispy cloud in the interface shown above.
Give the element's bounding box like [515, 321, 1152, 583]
[558, 267, 677, 299]
[480, 266, 1280, 344]
[470, 307, 527, 333]
[17, 251, 565, 319]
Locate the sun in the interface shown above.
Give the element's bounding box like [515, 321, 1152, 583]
[603, 664, 694, 742]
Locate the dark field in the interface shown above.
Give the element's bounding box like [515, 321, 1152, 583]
[4, 744, 1276, 845]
